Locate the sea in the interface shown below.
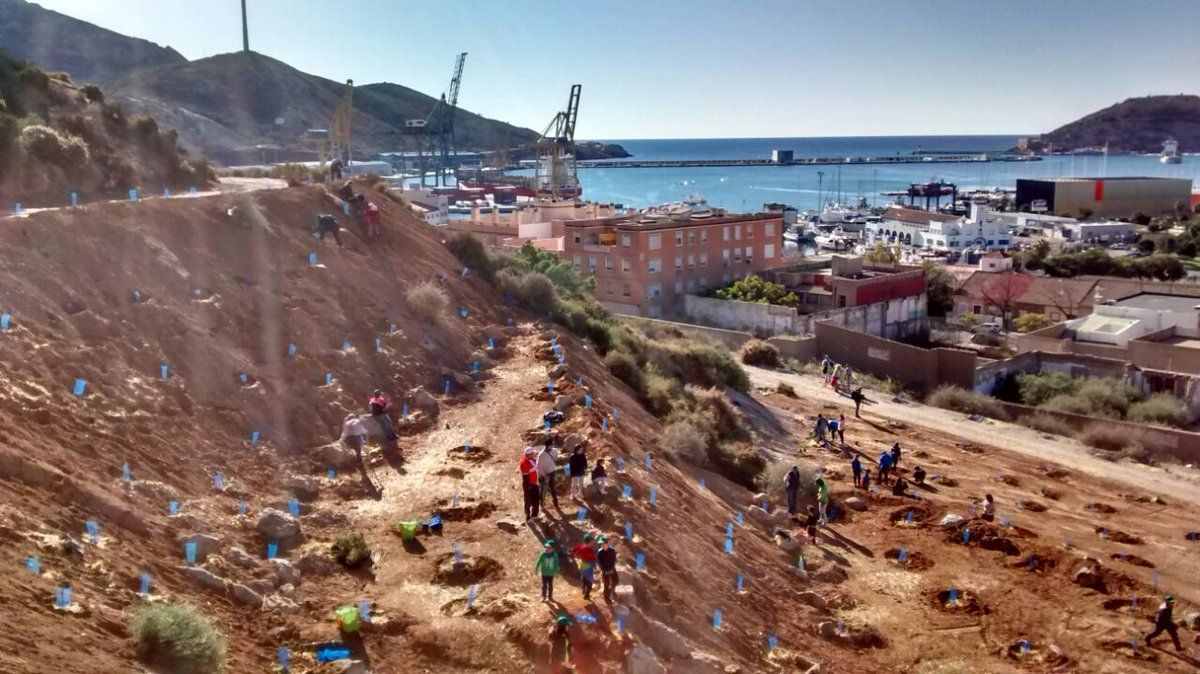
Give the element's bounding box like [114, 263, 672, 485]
[574, 136, 1200, 212]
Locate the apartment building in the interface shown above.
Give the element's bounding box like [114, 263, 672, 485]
[562, 211, 785, 317]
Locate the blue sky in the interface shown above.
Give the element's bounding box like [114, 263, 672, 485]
[34, 0, 1200, 139]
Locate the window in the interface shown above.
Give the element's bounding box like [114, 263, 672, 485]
[699, 277, 708, 288]
[605, 282, 613, 295]
[649, 305, 662, 318]
[622, 284, 631, 297]
[674, 280, 683, 293]
[649, 233, 661, 250]
[700, 252, 708, 267]
[745, 224, 754, 238]
[735, 226, 742, 241]
[733, 248, 742, 261]
[723, 249, 731, 265]
[700, 229, 708, 243]
[686, 279, 695, 292]
[723, 226, 730, 241]
[688, 231, 696, 245]
[675, 255, 683, 271]
[621, 234, 631, 248]
[648, 258, 662, 273]
[764, 244, 775, 259]
[621, 259, 631, 273]
[744, 245, 753, 263]
[973, 306, 982, 314]
[765, 222, 775, 236]
[573, 234, 581, 244]
[604, 256, 613, 271]
[675, 231, 684, 246]
[572, 254, 581, 268]
[687, 254, 695, 268]
[588, 256, 597, 273]
[647, 283, 662, 298]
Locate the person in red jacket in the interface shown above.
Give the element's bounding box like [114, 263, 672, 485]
[368, 389, 397, 441]
[570, 533, 598, 602]
[521, 449, 541, 521]
[364, 201, 381, 237]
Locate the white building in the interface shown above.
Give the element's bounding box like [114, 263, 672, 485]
[866, 202, 1011, 251]
[1061, 220, 1136, 243]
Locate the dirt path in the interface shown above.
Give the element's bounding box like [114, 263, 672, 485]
[0, 176, 286, 220]
[746, 365, 1200, 508]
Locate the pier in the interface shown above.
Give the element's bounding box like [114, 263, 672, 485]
[575, 154, 1042, 169]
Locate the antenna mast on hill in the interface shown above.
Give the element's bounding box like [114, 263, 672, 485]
[241, 0, 249, 52]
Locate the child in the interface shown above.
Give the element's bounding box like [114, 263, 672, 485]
[861, 467, 872, 492]
[590, 458, 608, 495]
[548, 615, 573, 671]
[804, 505, 819, 543]
[837, 414, 846, 444]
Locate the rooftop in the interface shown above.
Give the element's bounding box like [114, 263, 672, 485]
[563, 211, 776, 233]
[1021, 176, 1191, 183]
[881, 206, 962, 226]
[1112, 292, 1200, 313]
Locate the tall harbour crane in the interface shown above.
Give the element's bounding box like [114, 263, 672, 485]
[535, 84, 582, 201]
[405, 52, 467, 187]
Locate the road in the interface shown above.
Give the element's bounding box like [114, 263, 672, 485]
[746, 364, 1200, 508]
[0, 177, 287, 220]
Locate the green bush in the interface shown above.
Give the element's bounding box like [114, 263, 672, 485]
[691, 387, 749, 442]
[132, 603, 227, 673]
[1017, 412, 1074, 436]
[19, 124, 88, 169]
[499, 269, 557, 311]
[642, 369, 680, 417]
[1127, 394, 1188, 427]
[332, 532, 372, 568]
[447, 232, 497, 281]
[926, 385, 1009, 420]
[604, 349, 643, 392]
[1016, 371, 1079, 406]
[740, 339, 781, 368]
[715, 275, 799, 308]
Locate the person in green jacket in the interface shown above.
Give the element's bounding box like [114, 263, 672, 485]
[536, 539, 561, 602]
[814, 477, 830, 526]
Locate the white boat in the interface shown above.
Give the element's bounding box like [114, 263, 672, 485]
[817, 202, 868, 224]
[1161, 138, 1182, 164]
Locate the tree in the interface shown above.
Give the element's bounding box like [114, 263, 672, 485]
[863, 242, 900, 265]
[715, 275, 800, 308]
[978, 272, 1035, 330]
[955, 312, 981, 330]
[1013, 313, 1053, 333]
[1132, 211, 1151, 226]
[1136, 238, 1157, 254]
[922, 261, 957, 317]
[1077, 207, 1094, 220]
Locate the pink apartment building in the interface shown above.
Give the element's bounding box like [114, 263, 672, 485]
[562, 212, 785, 317]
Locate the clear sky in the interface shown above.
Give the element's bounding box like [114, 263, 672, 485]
[32, 0, 1200, 140]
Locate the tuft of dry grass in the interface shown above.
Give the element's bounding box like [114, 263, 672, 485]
[405, 280, 449, 326]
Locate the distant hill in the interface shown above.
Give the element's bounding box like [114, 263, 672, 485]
[0, 0, 185, 81]
[1036, 95, 1200, 153]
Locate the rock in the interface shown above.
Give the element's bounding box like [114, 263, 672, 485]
[687, 651, 727, 673]
[279, 583, 295, 596]
[182, 567, 229, 593]
[328, 659, 370, 674]
[626, 644, 666, 674]
[549, 364, 568, 380]
[468, 350, 494, 369]
[263, 594, 301, 614]
[257, 509, 301, 541]
[482, 325, 508, 346]
[752, 492, 769, 503]
[230, 583, 263, 607]
[405, 387, 440, 419]
[639, 617, 692, 660]
[554, 395, 574, 412]
[796, 591, 829, 610]
[811, 566, 848, 584]
[817, 621, 840, 639]
[305, 509, 350, 528]
[269, 558, 301, 586]
[1047, 644, 1069, 664]
[495, 517, 523, 534]
[844, 496, 868, 512]
[317, 443, 357, 469]
[179, 534, 223, 562]
[287, 475, 320, 500]
[225, 547, 259, 569]
[563, 433, 585, 453]
[775, 532, 801, 553]
[1186, 612, 1200, 630]
[1072, 566, 1106, 593]
[939, 514, 966, 530]
[246, 579, 275, 595]
[613, 584, 636, 604]
[297, 551, 336, 575]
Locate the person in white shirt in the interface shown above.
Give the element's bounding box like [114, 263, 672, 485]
[536, 445, 559, 510]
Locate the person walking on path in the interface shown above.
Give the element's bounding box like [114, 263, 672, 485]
[837, 414, 846, 444]
[313, 213, 343, 246]
[536, 540, 561, 602]
[814, 477, 830, 526]
[821, 355, 832, 384]
[548, 615, 573, 671]
[568, 445, 588, 500]
[829, 364, 841, 391]
[597, 537, 618, 603]
[890, 442, 902, 470]
[851, 388, 865, 418]
[590, 458, 608, 495]
[784, 466, 802, 515]
[1145, 595, 1183, 651]
[537, 444, 559, 510]
[364, 201, 381, 237]
[851, 456, 863, 488]
[878, 450, 894, 485]
[843, 365, 853, 391]
[570, 533, 598, 602]
[521, 451, 541, 521]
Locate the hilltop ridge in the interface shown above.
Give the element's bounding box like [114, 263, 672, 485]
[1033, 95, 1200, 153]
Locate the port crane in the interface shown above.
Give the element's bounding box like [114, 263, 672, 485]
[535, 84, 582, 201]
[405, 52, 467, 187]
[299, 79, 354, 174]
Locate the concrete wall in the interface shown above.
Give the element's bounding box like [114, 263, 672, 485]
[974, 351, 1130, 395]
[997, 402, 1200, 464]
[813, 323, 975, 391]
[683, 293, 928, 340]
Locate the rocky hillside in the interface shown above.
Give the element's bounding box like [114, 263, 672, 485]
[0, 51, 212, 206]
[1036, 95, 1200, 153]
[0, 0, 185, 81]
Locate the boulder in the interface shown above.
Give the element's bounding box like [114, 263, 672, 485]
[298, 551, 337, 575]
[1072, 566, 1106, 593]
[796, 591, 829, 610]
[626, 645, 666, 674]
[246, 579, 275, 595]
[563, 434, 585, 453]
[230, 583, 263, 608]
[1187, 612, 1200, 631]
[287, 475, 321, 500]
[182, 567, 229, 593]
[939, 514, 966, 530]
[328, 659, 371, 674]
[405, 387, 440, 419]
[554, 395, 575, 412]
[225, 547, 259, 569]
[264, 594, 302, 614]
[817, 621, 840, 639]
[257, 509, 301, 541]
[495, 518, 523, 534]
[317, 443, 357, 469]
[270, 558, 301, 587]
[774, 532, 801, 553]
[843, 496, 868, 512]
[638, 617, 692, 660]
[753, 492, 769, 504]
[179, 534, 223, 562]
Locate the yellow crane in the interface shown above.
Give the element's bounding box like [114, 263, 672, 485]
[299, 79, 354, 176]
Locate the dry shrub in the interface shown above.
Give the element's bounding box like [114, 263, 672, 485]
[659, 419, 708, 464]
[223, 191, 270, 232]
[642, 369, 680, 417]
[758, 461, 814, 493]
[20, 124, 88, 169]
[272, 162, 311, 186]
[447, 232, 498, 281]
[372, 181, 407, 206]
[498, 269, 556, 310]
[405, 280, 449, 325]
[1076, 422, 1146, 453]
[740, 339, 781, 368]
[1126, 394, 1188, 428]
[332, 532, 372, 568]
[691, 387, 749, 442]
[775, 381, 797, 397]
[1018, 412, 1073, 437]
[710, 443, 766, 490]
[604, 350, 642, 392]
[926, 385, 1009, 420]
[132, 603, 227, 673]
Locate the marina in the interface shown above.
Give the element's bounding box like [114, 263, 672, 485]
[575, 153, 1041, 169]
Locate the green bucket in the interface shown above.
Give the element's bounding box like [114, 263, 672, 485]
[394, 520, 419, 541]
[336, 605, 361, 633]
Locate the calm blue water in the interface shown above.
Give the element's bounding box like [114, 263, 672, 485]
[576, 136, 1200, 211]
